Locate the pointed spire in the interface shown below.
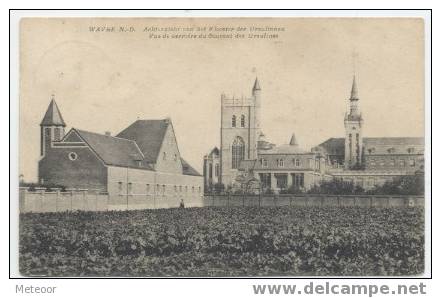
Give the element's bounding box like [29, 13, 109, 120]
[40, 95, 66, 127]
[350, 75, 359, 100]
[289, 133, 298, 146]
[252, 77, 261, 91]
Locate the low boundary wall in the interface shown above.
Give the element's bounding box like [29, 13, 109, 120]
[19, 187, 204, 213]
[203, 194, 425, 208]
[19, 188, 424, 213]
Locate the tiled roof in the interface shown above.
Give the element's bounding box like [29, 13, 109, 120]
[314, 138, 345, 156]
[116, 119, 169, 163]
[181, 158, 201, 176]
[40, 99, 66, 127]
[315, 137, 424, 156]
[260, 144, 310, 155]
[74, 129, 151, 170]
[364, 137, 424, 146]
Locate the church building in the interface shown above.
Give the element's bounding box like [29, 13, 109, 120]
[38, 97, 203, 201]
[203, 76, 424, 193]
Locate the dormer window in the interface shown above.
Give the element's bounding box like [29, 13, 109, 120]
[387, 148, 395, 154]
[367, 148, 375, 154]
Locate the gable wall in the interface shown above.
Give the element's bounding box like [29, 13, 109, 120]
[154, 124, 183, 174]
[38, 143, 107, 190]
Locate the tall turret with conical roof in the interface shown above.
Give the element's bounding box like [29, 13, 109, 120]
[289, 133, 298, 146]
[40, 95, 66, 156]
[344, 76, 363, 169]
[252, 77, 262, 130]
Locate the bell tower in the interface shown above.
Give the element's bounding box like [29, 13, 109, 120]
[40, 95, 66, 157]
[344, 76, 363, 169]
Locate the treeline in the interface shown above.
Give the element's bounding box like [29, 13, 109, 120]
[19, 182, 67, 192]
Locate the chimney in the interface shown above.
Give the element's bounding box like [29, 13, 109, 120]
[105, 131, 111, 136]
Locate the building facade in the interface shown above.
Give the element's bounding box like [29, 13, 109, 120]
[220, 79, 261, 185]
[38, 98, 203, 202]
[203, 147, 220, 192]
[204, 76, 424, 193]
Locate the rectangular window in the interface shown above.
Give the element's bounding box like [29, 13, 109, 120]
[275, 174, 288, 189]
[277, 159, 284, 167]
[399, 159, 405, 167]
[209, 164, 213, 179]
[118, 182, 123, 195]
[162, 185, 166, 194]
[292, 173, 304, 188]
[215, 164, 219, 177]
[390, 159, 395, 166]
[146, 184, 150, 195]
[54, 127, 62, 141]
[295, 158, 300, 167]
[259, 173, 271, 189]
[127, 182, 132, 195]
[409, 159, 415, 167]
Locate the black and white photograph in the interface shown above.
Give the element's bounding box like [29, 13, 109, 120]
[13, 14, 429, 279]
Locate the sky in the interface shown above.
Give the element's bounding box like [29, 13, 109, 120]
[19, 18, 425, 182]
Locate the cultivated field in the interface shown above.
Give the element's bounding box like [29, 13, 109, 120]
[19, 206, 424, 277]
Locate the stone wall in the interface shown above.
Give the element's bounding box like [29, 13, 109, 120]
[19, 186, 204, 213]
[204, 194, 424, 208]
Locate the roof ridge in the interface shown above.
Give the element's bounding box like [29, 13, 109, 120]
[75, 128, 138, 143]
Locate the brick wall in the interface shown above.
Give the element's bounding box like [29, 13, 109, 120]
[38, 146, 107, 190]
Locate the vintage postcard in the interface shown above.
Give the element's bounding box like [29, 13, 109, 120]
[17, 16, 427, 277]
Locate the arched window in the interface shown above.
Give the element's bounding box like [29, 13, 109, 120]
[231, 136, 245, 169]
[240, 115, 245, 127]
[232, 115, 236, 127]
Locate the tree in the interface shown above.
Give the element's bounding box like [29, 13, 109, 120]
[367, 173, 424, 195]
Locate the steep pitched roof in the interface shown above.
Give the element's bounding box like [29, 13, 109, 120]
[289, 133, 298, 146]
[73, 129, 151, 169]
[253, 77, 261, 91]
[315, 138, 345, 156]
[208, 147, 219, 157]
[116, 119, 169, 163]
[350, 75, 359, 100]
[181, 158, 201, 176]
[40, 99, 66, 127]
